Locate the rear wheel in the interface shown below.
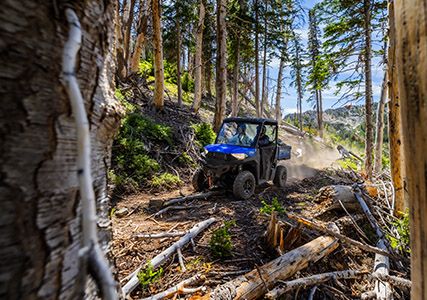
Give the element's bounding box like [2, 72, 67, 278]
[274, 165, 287, 188]
[192, 168, 208, 192]
[233, 171, 256, 200]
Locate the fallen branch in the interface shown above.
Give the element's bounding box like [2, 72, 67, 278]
[287, 213, 393, 257]
[134, 231, 186, 239]
[265, 270, 367, 299]
[140, 274, 206, 300]
[354, 187, 392, 300]
[122, 218, 216, 295]
[150, 191, 221, 208]
[152, 204, 207, 218]
[200, 235, 339, 299]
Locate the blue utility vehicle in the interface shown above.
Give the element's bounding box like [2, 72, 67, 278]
[193, 117, 291, 199]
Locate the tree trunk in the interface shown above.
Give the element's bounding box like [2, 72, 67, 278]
[387, 0, 406, 215]
[213, 0, 227, 132]
[261, 13, 268, 118]
[192, 0, 206, 113]
[130, 0, 148, 74]
[318, 89, 324, 137]
[254, 0, 261, 117]
[152, 0, 164, 110]
[374, 72, 388, 174]
[177, 20, 183, 106]
[0, 1, 119, 299]
[275, 56, 285, 124]
[394, 0, 427, 298]
[363, 0, 374, 179]
[123, 0, 136, 74]
[115, 3, 127, 80]
[231, 33, 241, 117]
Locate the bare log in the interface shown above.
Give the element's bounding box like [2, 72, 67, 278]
[354, 188, 392, 299]
[150, 191, 221, 208]
[123, 218, 216, 295]
[140, 274, 206, 300]
[287, 214, 392, 257]
[134, 232, 186, 239]
[200, 235, 338, 300]
[152, 204, 206, 218]
[265, 270, 367, 299]
[315, 185, 361, 213]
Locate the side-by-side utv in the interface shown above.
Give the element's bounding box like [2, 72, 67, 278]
[193, 117, 291, 199]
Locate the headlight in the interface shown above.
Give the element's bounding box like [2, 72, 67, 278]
[231, 153, 247, 160]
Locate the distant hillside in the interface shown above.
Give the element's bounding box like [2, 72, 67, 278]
[284, 104, 384, 153]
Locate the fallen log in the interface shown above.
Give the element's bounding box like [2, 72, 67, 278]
[354, 188, 393, 300]
[152, 204, 207, 218]
[200, 235, 339, 300]
[315, 185, 361, 213]
[287, 213, 392, 257]
[122, 218, 216, 295]
[149, 191, 221, 208]
[134, 231, 186, 239]
[140, 274, 206, 300]
[265, 270, 367, 299]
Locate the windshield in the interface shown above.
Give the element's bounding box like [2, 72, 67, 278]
[216, 121, 258, 147]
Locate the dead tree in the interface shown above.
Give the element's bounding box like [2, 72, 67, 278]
[394, 0, 427, 298]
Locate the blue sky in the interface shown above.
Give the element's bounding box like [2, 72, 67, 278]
[268, 0, 385, 114]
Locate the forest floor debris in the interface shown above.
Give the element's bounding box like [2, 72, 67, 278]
[111, 168, 411, 299]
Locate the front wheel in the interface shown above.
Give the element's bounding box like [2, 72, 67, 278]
[233, 171, 256, 200]
[192, 168, 208, 192]
[274, 165, 287, 188]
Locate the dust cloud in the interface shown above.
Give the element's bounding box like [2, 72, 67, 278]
[279, 132, 341, 181]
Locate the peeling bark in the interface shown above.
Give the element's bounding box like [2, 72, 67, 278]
[394, 0, 427, 298]
[0, 1, 120, 299]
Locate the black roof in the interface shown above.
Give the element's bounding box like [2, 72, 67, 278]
[223, 117, 277, 125]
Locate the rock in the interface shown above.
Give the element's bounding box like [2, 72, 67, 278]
[115, 207, 129, 218]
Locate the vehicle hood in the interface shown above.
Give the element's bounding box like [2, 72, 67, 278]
[204, 144, 256, 156]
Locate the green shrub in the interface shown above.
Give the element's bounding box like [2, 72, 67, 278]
[178, 152, 195, 167]
[115, 88, 135, 113]
[138, 59, 154, 77]
[259, 197, 285, 215]
[123, 114, 172, 145]
[209, 220, 236, 259]
[181, 71, 194, 92]
[387, 210, 410, 254]
[337, 157, 359, 171]
[164, 60, 177, 84]
[150, 173, 182, 189]
[191, 123, 216, 147]
[137, 263, 163, 289]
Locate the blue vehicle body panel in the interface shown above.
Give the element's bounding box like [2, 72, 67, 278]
[205, 144, 256, 157]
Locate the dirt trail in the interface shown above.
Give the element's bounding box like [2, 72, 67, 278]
[111, 167, 375, 299]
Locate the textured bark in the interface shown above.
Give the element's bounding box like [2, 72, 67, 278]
[123, 0, 136, 72]
[254, 0, 261, 117]
[318, 89, 323, 137]
[177, 19, 183, 106]
[152, 0, 164, 110]
[0, 1, 120, 299]
[363, 0, 374, 179]
[115, 3, 127, 80]
[231, 34, 241, 117]
[275, 56, 284, 123]
[214, 0, 227, 132]
[192, 0, 206, 113]
[260, 12, 268, 118]
[394, 0, 427, 298]
[130, 0, 148, 74]
[374, 72, 387, 174]
[387, 0, 406, 214]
